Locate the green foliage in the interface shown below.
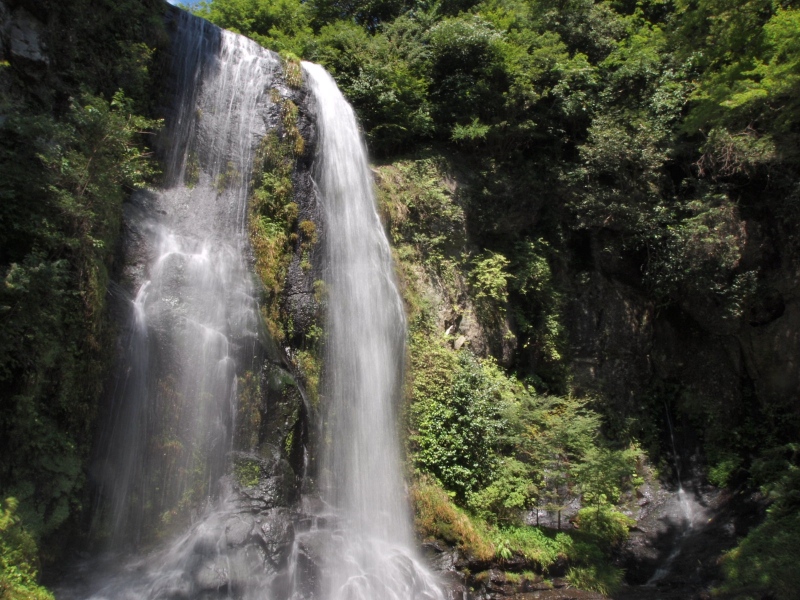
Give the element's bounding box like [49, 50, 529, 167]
[707, 454, 742, 488]
[643, 193, 758, 318]
[425, 14, 516, 143]
[716, 511, 800, 600]
[309, 20, 432, 154]
[467, 458, 537, 523]
[249, 104, 300, 343]
[508, 238, 565, 370]
[565, 563, 624, 596]
[495, 525, 569, 567]
[680, 1, 800, 136]
[3, 0, 794, 592]
[0, 90, 160, 538]
[0, 499, 53, 600]
[490, 523, 624, 587]
[469, 251, 511, 306]
[376, 155, 466, 268]
[0, 0, 165, 567]
[233, 459, 261, 488]
[410, 473, 625, 583]
[409, 341, 505, 500]
[572, 445, 644, 507]
[574, 505, 635, 548]
[715, 446, 800, 597]
[194, 0, 314, 55]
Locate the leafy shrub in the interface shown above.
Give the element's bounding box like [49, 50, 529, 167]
[0, 499, 53, 600]
[410, 346, 505, 500]
[469, 251, 512, 306]
[467, 458, 537, 523]
[495, 525, 567, 567]
[717, 511, 800, 600]
[0, 91, 160, 538]
[193, 0, 314, 55]
[707, 453, 742, 488]
[309, 21, 432, 154]
[574, 505, 634, 549]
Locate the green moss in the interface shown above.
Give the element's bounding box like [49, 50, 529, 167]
[503, 571, 521, 584]
[184, 151, 200, 188]
[248, 91, 310, 346]
[233, 458, 261, 488]
[295, 349, 321, 407]
[214, 161, 238, 193]
[236, 371, 262, 452]
[283, 429, 295, 456]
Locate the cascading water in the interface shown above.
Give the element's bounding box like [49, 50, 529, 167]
[56, 10, 288, 598]
[95, 10, 277, 546]
[302, 62, 444, 600]
[58, 8, 442, 599]
[645, 406, 699, 586]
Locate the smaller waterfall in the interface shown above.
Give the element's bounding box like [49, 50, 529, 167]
[302, 62, 444, 600]
[646, 406, 699, 586]
[93, 11, 280, 545]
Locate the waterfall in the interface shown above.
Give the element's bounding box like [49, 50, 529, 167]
[646, 405, 699, 586]
[94, 11, 277, 546]
[303, 62, 443, 600]
[56, 10, 442, 600]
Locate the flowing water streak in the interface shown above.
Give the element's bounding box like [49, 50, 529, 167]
[303, 62, 444, 600]
[98, 9, 277, 547]
[646, 406, 698, 586]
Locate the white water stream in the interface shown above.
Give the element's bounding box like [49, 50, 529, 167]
[303, 63, 444, 600]
[95, 11, 276, 547]
[645, 407, 700, 586]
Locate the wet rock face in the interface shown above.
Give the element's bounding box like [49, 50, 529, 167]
[615, 478, 767, 598]
[230, 453, 298, 512]
[564, 271, 654, 406]
[140, 457, 307, 600]
[0, 2, 50, 76]
[282, 75, 324, 349]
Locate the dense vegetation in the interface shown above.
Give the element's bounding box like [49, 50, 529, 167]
[193, 0, 800, 595]
[0, 0, 165, 595]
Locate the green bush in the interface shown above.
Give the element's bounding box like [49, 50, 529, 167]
[574, 505, 634, 549]
[410, 344, 505, 500]
[0, 499, 53, 600]
[717, 511, 800, 600]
